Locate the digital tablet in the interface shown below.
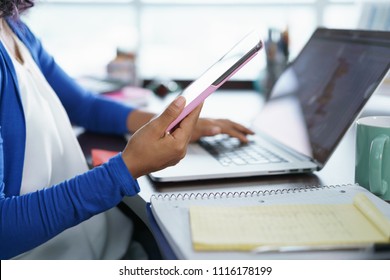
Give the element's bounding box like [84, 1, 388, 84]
[166, 31, 263, 132]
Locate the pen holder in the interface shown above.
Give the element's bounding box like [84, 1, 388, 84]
[256, 28, 289, 100]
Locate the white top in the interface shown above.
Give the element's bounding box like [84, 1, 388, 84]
[4, 33, 132, 259]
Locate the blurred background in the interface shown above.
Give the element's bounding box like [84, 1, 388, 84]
[22, 0, 390, 89]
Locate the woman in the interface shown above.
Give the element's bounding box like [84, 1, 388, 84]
[0, 0, 253, 259]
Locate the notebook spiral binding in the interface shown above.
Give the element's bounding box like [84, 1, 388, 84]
[151, 183, 357, 201]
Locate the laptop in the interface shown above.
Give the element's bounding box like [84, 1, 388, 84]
[149, 28, 390, 182]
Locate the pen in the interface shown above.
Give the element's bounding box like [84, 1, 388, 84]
[252, 243, 390, 253]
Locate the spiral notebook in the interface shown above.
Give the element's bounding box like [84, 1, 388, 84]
[149, 184, 390, 260]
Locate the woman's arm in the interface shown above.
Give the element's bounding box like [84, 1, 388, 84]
[0, 153, 139, 260]
[0, 95, 200, 260]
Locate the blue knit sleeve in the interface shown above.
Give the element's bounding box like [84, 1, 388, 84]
[0, 153, 140, 260]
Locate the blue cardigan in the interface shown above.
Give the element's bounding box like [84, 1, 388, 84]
[0, 19, 140, 259]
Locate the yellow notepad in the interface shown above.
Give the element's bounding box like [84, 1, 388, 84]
[189, 193, 390, 251]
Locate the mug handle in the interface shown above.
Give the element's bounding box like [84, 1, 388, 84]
[369, 134, 389, 196]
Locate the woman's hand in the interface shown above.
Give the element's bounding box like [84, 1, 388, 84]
[122, 96, 202, 178]
[191, 118, 254, 143]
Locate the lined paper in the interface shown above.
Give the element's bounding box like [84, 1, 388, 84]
[189, 193, 390, 251]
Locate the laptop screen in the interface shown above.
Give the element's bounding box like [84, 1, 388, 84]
[253, 28, 390, 166]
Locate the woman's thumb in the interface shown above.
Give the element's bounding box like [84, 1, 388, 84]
[157, 96, 186, 129]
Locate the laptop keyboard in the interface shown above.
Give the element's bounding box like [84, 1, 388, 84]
[199, 135, 287, 167]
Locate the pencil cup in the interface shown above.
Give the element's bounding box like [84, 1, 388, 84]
[355, 116, 390, 200]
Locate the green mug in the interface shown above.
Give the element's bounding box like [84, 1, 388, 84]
[355, 116, 390, 201]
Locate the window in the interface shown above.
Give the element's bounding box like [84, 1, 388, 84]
[23, 0, 365, 81]
[23, 1, 136, 77]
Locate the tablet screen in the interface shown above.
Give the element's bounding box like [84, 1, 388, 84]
[167, 31, 263, 131]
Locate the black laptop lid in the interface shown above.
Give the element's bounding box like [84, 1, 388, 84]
[254, 28, 390, 166]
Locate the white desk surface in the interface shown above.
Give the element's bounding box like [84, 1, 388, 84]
[123, 87, 390, 225]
